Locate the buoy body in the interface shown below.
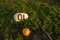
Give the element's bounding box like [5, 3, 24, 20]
[22, 28, 30, 37]
[14, 13, 29, 22]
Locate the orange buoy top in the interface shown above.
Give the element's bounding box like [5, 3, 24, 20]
[22, 28, 30, 37]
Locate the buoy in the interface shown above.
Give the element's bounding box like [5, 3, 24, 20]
[14, 13, 29, 22]
[22, 28, 30, 37]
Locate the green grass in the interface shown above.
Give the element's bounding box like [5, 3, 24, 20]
[0, 0, 60, 40]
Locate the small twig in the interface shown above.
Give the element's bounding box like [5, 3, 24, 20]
[42, 28, 52, 40]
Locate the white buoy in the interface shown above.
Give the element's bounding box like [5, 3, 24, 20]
[14, 13, 29, 22]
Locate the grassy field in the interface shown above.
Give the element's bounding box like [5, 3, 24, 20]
[0, 0, 60, 40]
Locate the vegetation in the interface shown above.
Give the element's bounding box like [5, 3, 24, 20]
[0, 0, 60, 40]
